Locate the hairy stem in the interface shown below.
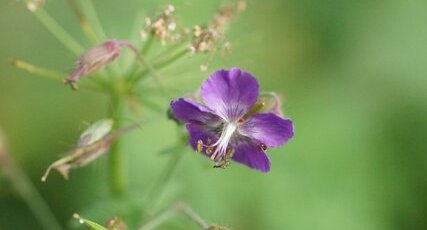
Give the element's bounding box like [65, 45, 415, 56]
[109, 93, 126, 197]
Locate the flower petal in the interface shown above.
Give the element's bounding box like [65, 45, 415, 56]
[186, 123, 219, 153]
[170, 98, 221, 125]
[231, 137, 271, 172]
[239, 113, 294, 148]
[200, 68, 259, 121]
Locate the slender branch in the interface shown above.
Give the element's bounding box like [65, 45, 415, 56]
[27, 6, 84, 55]
[66, 0, 100, 44]
[0, 133, 63, 230]
[11, 58, 105, 92]
[131, 48, 189, 87]
[138, 202, 210, 230]
[144, 147, 185, 210]
[79, 0, 107, 40]
[122, 10, 147, 70]
[119, 41, 164, 89]
[124, 34, 155, 76]
[11, 58, 64, 81]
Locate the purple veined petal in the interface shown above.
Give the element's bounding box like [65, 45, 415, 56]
[200, 68, 259, 121]
[170, 98, 222, 125]
[186, 123, 219, 154]
[239, 113, 294, 148]
[231, 137, 271, 172]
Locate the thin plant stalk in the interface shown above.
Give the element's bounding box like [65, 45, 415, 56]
[144, 148, 185, 210]
[29, 7, 84, 55]
[11, 59, 105, 92]
[0, 136, 63, 230]
[131, 48, 189, 87]
[11, 59, 64, 81]
[79, 0, 107, 40]
[139, 202, 209, 230]
[66, 0, 100, 44]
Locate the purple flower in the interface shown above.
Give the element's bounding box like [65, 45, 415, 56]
[170, 68, 294, 172]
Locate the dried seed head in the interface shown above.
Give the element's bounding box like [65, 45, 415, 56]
[41, 119, 139, 181]
[142, 4, 178, 45]
[64, 40, 123, 90]
[189, 1, 245, 54]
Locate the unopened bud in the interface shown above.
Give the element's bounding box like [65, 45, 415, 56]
[251, 92, 283, 116]
[63, 40, 123, 90]
[41, 119, 139, 181]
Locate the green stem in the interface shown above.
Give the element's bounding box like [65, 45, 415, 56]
[109, 93, 126, 197]
[11, 58, 64, 81]
[124, 35, 155, 77]
[66, 0, 100, 44]
[131, 48, 189, 87]
[79, 0, 107, 40]
[11, 58, 106, 92]
[145, 149, 184, 210]
[138, 202, 209, 230]
[0, 141, 63, 230]
[30, 7, 84, 55]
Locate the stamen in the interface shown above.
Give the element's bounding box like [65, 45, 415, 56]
[196, 140, 203, 152]
[260, 143, 267, 151]
[209, 122, 237, 161]
[196, 124, 236, 161]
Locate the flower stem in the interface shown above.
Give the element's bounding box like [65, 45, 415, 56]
[79, 0, 107, 40]
[30, 7, 84, 55]
[0, 135, 63, 230]
[138, 202, 209, 230]
[11, 58, 106, 92]
[131, 48, 189, 87]
[11, 58, 64, 81]
[66, 0, 100, 44]
[109, 93, 126, 197]
[144, 148, 184, 210]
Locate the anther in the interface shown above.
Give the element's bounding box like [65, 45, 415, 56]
[260, 143, 267, 151]
[196, 140, 203, 152]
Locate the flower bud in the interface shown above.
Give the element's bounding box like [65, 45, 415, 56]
[41, 119, 114, 181]
[41, 119, 138, 181]
[64, 40, 122, 90]
[255, 92, 283, 116]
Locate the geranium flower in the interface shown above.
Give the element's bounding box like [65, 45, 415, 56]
[170, 68, 294, 172]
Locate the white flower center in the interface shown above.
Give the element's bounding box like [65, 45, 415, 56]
[209, 122, 237, 161]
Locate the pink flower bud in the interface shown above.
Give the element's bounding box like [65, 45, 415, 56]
[64, 40, 122, 90]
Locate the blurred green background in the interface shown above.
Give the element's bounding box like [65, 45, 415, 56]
[1, 0, 427, 229]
